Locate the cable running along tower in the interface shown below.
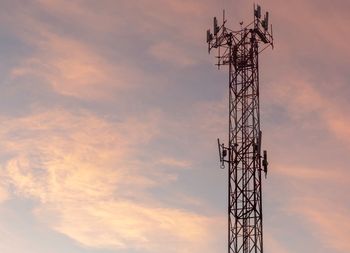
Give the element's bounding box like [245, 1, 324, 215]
[206, 5, 273, 253]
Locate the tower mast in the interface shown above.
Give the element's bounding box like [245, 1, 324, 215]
[207, 5, 273, 253]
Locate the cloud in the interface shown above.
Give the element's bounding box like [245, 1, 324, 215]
[265, 233, 292, 253]
[3, 0, 214, 102]
[273, 164, 349, 183]
[39, 201, 220, 252]
[268, 75, 350, 148]
[288, 197, 350, 253]
[11, 30, 139, 100]
[1, 1, 349, 253]
[269, 147, 350, 253]
[0, 185, 9, 203]
[0, 108, 221, 252]
[149, 41, 196, 67]
[157, 157, 192, 169]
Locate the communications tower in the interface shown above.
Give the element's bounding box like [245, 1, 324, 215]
[206, 5, 273, 253]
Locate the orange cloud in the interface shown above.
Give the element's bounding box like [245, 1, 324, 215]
[0, 108, 221, 252]
[39, 201, 221, 252]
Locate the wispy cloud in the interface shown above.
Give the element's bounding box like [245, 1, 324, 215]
[265, 232, 292, 253]
[11, 29, 139, 100]
[157, 157, 192, 169]
[268, 75, 350, 148]
[0, 108, 221, 252]
[288, 197, 350, 253]
[149, 41, 196, 67]
[273, 164, 349, 183]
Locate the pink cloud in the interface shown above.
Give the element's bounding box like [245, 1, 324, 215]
[268, 74, 350, 148]
[288, 197, 350, 253]
[1, 1, 348, 253]
[0, 108, 222, 252]
[273, 164, 349, 184]
[265, 232, 292, 253]
[157, 157, 192, 169]
[11, 30, 140, 100]
[149, 41, 196, 67]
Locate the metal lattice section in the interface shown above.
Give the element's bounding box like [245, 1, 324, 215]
[207, 6, 273, 253]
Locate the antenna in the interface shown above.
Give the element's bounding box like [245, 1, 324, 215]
[207, 29, 213, 43]
[255, 4, 261, 19]
[263, 150, 268, 177]
[262, 12, 269, 30]
[218, 138, 228, 169]
[258, 130, 262, 156]
[213, 17, 220, 35]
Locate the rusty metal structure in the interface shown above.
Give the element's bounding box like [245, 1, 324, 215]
[206, 5, 273, 253]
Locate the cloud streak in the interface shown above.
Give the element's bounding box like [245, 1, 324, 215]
[288, 197, 350, 253]
[0, 108, 221, 252]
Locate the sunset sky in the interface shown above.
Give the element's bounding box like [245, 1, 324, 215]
[0, 0, 349, 253]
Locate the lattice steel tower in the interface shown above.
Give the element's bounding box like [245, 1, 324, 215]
[206, 5, 273, 253]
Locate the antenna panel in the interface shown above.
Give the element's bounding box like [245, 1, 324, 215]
[255, 5, 261, 19]
[213, 17, 219, 35]
[207, 29, 212, 43]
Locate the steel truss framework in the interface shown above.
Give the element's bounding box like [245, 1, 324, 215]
[207, 6, 273, 253]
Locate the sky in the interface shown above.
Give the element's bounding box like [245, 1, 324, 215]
[0, 0, 349, 252]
